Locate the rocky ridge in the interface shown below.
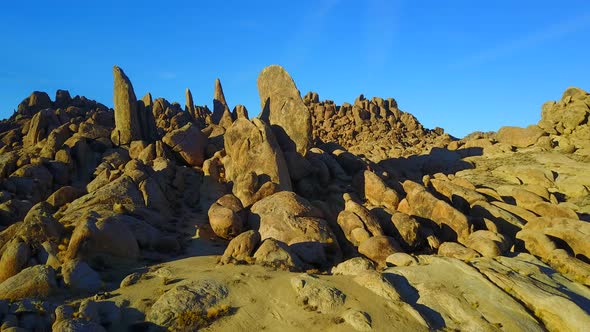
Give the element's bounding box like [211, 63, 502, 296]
[0, 65, 588, 331]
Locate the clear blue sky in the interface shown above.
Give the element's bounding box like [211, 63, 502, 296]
[1, 1, 589, 137]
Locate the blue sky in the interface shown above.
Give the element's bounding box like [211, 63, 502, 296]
[1, 1, 589, 138]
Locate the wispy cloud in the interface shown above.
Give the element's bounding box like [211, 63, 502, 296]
[450, 12, 590, 69]
[159, 71, 177, 80]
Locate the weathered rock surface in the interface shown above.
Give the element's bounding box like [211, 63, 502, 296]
[291, 274, 346, 313]
[148, 280, 229, 329]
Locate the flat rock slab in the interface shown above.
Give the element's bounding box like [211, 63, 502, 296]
[472, 254, 590, 332]
[384, 256, 544, 331]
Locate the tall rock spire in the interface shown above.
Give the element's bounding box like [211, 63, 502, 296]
[212, 78, 229, 124]
[111, 66, 141, 146]
[185, 88, 196, 115]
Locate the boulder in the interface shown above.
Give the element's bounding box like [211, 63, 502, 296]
[18, 91, 52, 115]
[331, 257, 375, 276]
[148, 280, 229, 329]
[343, 309, 372, 332]
[162, 123, 207, 167]
[386, 253, 418, 267]
[66, 216, 139, 262]
[336, 210, 367, 246]
[0, 265, 57, 301]
[249, 191, 338, 265]
[291, 274, 346, 313]
[496, 125, 546, 148]
[208, 194, 246, 240]
[46, 186, 85, 208]
[61, 259, 102, 293]
[224, 118, 292, 206]
[0, 240, 30, 283]
[358, 235, 402, 267]
[464, 230, 508, 258]
[343, 194, 384, 237]
[403, 181, 471, 243]
[354, 170, 400, 211]
[438, 242, 480, 261]
[390, 212, 422, 249]
[520, 217, 590, 260]
[219, 230, 261, 264]
[253, 238, 303, 271]
[258, 65, 312, 156]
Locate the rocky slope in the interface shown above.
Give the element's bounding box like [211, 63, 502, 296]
[0, 65, 588, 331]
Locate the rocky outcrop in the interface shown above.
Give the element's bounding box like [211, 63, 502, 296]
[258, 65, 312, 156]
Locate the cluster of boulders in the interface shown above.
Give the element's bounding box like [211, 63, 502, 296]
[304, 91, 452, 161]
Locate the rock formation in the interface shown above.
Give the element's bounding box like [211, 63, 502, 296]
[258, 65, 312, 156]
[111, 66, 142, 146]
[0, 65, 588, 331]
[212, 78, 230, 124]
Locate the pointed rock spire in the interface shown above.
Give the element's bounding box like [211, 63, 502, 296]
[111, 66, 141, 146]
[212, 78, 229, 124]
[185, 88, 196, 115]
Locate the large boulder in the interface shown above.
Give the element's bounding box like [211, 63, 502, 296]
[496, 125, 546, 148]
[403, 181, 471, 243]
[0, 265, 57, 301]
[66, 216, 140, 262]
[162, 123, 207, 167]
[258, 65, 312, 156]
[249, 191, 338, 266]
[0, 239, 30, 283]
[219, 230, 260, 265]
[291, 274, 346, 313]
[354, 170, 401, 211]
[224, 118, 291, 206]
[358, 235, 402, 267]
[253, 238, 303, 271]
[147, 280, 229, 330]
[208, 194, 246, 240]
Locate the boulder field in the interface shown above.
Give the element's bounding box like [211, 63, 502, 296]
[0, 65, 588, 331]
